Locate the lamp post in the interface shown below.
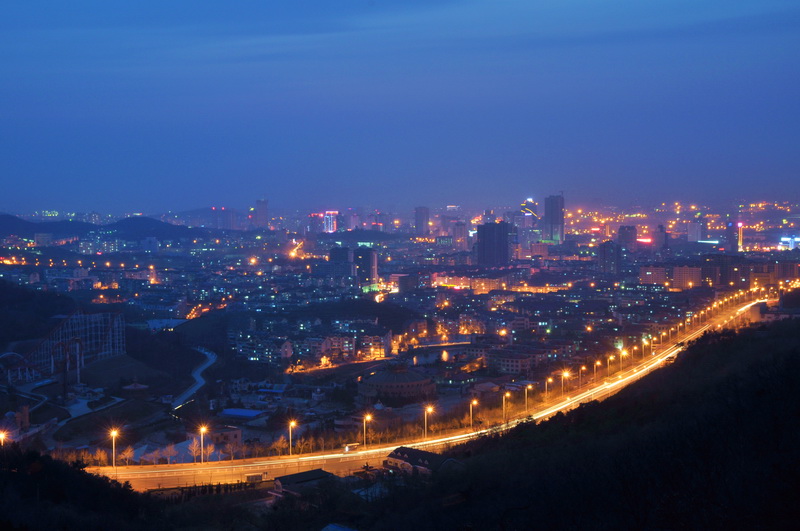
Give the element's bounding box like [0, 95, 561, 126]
[607, 355, 615, 374]
[199, 426, 207, 463]
[579, 366, 587, 388]
[424, 406, 434, 439]
[525, 384, 533, 412]
[545, 377, 553, 398]
[470, 399, 478, 430]
[561, 371, 570, 396]
[289, 420, 296, 456]
[110, 429, 118, 469]
[594, 360, 601, 381]
[363, 414, 372, 450]
[620, 350, 627, 370]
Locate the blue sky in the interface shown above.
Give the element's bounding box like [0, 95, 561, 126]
[1, 1, 798, 214]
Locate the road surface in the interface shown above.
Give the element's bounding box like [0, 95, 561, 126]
[171, 347, 217, 409]
[89, 293, 768, 491]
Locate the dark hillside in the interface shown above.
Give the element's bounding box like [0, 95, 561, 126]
[272, 319, 800, 530]
[0, 280, 77, 349]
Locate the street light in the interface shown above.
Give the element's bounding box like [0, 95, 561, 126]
[0, 431, 6, 447]
[594, 360, 601, 380]
[110, 429, 119, 469]
[561, 371, 570, 396]
[424, 406, 434, 439]
[363, 414, 372, 450]
[607, 355, 615, 373]
[502, 392, 511, 422]
[620, 350, 628, 370]
[525, 384, 533, 412]
[199, 426, 207, 463]
[289, 420, 297, 456]
[579, 366, 587, 388]
[470, 399, 478, 429]
[545, 377, 553, 397]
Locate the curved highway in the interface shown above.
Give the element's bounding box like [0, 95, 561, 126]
[89, 293, 770, 491]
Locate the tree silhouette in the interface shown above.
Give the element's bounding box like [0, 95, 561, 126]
[93, 448, 108, 466]
[188, 438, 201, 463]
[119, 445, 135, 466]
[163, 443, 177, 464]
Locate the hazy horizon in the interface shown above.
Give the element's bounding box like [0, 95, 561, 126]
[2, 1, 798, 214]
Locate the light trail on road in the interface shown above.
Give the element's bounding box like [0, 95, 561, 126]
[88, 296, 770, 490]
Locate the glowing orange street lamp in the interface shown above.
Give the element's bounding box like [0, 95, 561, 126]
[546, 377, 553, 397]
[289, 420, 297, 455]
[363, 414, 372, 450]
[594, 360, 602, 380]
[470, 399, 478, 429]
[110, 429, 119, 469]
[0, 431, 6, 447]
[579, 366, 587, 387]
[561, 371, 571, 395]
[502, 392, 511, 422]
[525, 384, 533, 412]
[199, 426, 208, 463]
[424, 406, 434, 439]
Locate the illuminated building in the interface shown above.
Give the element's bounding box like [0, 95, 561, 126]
[354, 246, 379, 288]
[672, 266, 702, 290]
[687, 214, 707, 242]
[324, 211, 339, 233]
[414, 207, 430, 236]
[542, 195, 564, 244]
[639, 266, 668, 285]
[476, 221, 511, 266]
[452, 221, 469, 251]
[520, 197, 539, 217]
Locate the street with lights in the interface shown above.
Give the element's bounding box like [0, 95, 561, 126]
[87, 289, 775, 491]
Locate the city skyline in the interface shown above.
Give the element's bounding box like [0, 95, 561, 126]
[2, 1, 799, 214]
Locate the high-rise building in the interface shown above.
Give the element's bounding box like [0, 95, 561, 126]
[543, 195, 565, 244]
[414, 207, 430, 236]
[687, 221, 706, 242]
[354, 247, 379, 287]
[452, 221, 469, 251]
[520, 197, 539, 217]
[654, 225, 669, 250]
[617, 225, 638, 252]
[476, 221, 511, 266]
[597, 241, 622, 275]
[324, 211, 339, 233]
[254, 199, 269, 229]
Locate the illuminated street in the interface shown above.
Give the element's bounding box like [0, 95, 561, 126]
[88, 292, 770, 491]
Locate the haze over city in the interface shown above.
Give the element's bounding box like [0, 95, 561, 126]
[3, 0, 799, 213]
[2, 2, 800, 530]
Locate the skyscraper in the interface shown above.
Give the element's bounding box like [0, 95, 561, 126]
[452, 221, 469, 251]
[543, 195, 565, 244]
[414, 207, 430, 235]
[597, 240, 622, 275]
[324, 211, 339, 233]
[476, 221, 511, 266]
[617, 225, 637, 252]
[354, 246, 379, 287]
[254, 199, 269, 229]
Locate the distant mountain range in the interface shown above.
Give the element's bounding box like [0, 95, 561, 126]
[0, 213, 209, 240]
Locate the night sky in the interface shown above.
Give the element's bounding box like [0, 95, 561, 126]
[2, 1, 798, 214]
